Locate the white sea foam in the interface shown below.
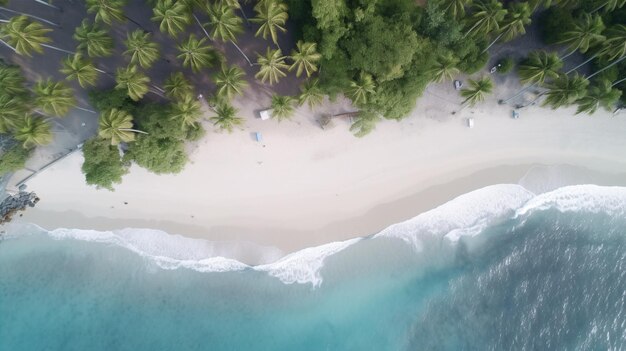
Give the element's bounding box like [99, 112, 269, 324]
[256, 238, 362, 287]
[375, 184, 535, 247]
[11, 184, 626, 287]
[516, 185, 626, 217]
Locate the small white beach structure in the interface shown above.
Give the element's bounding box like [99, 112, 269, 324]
[467, 117, 475, 128]
[259, 109, 272, 120]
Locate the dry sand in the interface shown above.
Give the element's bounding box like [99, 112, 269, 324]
[10, 82, 626, 257]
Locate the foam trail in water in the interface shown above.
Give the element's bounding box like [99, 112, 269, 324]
[516, 185, 626, 217]
[375, 184, 535, 246]
[9, 184, 626, 287]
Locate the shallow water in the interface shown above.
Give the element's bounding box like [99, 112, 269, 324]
[1, 185, 625, 350]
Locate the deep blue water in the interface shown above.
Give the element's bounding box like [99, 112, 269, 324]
[1, 185, 625, 350]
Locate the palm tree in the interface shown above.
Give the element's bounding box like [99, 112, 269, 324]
[557, 14, 605, 58]
[517, 51, 563, 85]
[298, 79, 324, 109]
[289, 41, 321, 78]
[599, 24, 626, 61]
[33, 79, 76, 116]
[60, 53, 100, 88]
[123, 30, 160, 69]
[350, 110, 380, 138]
[13, 114, 53, 148]
[542, 74, 589, 109]
[255, 48, 289, 85]
[164, 72, 194, 101]
[73, 20, 114, 57]
[270, 94, 295, 122]
[568, 24, 626, 78]
[575, 80, 622, 114]
[85, 0, 126, 24]
[205, 2, 253, 66]
[214, 64, 248, 102]
[427, 53, 460, 83]
[209, 103, 245, 132]
[460, 76, 493, 106]
[591, 0, 626, 13]
[464, 0, 507, 38]
[152, 0, 191, 37]
[442, 0, 473, 19]
[483, 2, 531, 52]
[0, 65, 27, 96]
[98, 108, 137, 145]
[170, 95, 202, 129]
[252, 0, 288, 47]
[347, 72, 376, 105]
[0, 94, 26, 133]
[115, 66, 150, 101]
[0, 15, 51, 56]
[177, 34, 217, 72]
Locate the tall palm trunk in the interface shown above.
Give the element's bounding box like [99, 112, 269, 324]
[482, 32, 504, 53]
[611, 76, 626, 87]
[0, 6, 60, 27]
[0, 37, 17, 53]
[231, 40, 253, 66]
[193, 13, 212, 41]
[34, 0, 60, 10]
[587, 55, 626, 80]
[559, 43, 581, 61]
[565, 53, 600, 75]
[501, 82, 538, 104]
[41, 43, 75, 55]
[120, 128, 148, 135]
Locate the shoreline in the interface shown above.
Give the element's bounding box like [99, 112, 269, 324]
[8, 81, 626, 260]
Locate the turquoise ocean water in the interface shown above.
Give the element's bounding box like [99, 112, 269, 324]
[1, 184, 625, 350]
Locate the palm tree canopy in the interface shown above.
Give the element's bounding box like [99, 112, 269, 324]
[298, 78, 324, 109]
[0, 15, 52, 56]
[575, 79, 622, 114]
[600, 24, 626, 61]
[443, 0, 473, 19]
[209, 103, 244, 133]
[205, 2, 243, 43]
[13, 114, 53, 148]
[255, 48, 289, 85]
[115, 66, 150, 101]
[60, 53, 100, 88]
[85, 0, 127, 25]
[170, 95, 202, 129]
[289, 41, 321, 78]
[0, 94, 27, 133]
[466, 0, 507, 37]
[34, 79, 76, 116]
[0, 64, 28, 96]
[98, 108, 135, 145]
[214, 64, 248, 102]
[543, 74, 589, 109]
[348, 72, 376, 105]
[252, 0, 288, 45]
[177, 34, 217, 72]
[270, 94, 295, 122]
[164, 72, 194, 101]
[517, 51, 563, 85]
[460, 76, 493, 106]
[152, 0, 191, 37]
[427, 53, 460, 83]
[73, 19, 114, 57]
[593, 0, 626, 12]
[499, 2, 532, 42]
[123, 30, 160, 69]
[557, 14, 605, 54]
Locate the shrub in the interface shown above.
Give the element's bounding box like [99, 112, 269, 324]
[81, 138, 129, 190]
[0, 145, 31, 175]
[497, 57, 515, 74]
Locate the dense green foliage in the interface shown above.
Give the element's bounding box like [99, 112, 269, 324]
[81, 137, 129, 190]
[0, 144, 31, 175]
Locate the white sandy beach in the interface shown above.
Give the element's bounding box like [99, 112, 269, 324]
[11, 82, 626, 257]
